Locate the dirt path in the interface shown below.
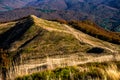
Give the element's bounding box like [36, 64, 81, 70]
[64, 25, 118, 53]
[36, 22, 118, 53]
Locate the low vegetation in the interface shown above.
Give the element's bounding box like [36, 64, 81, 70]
[16, 62, 120, 80]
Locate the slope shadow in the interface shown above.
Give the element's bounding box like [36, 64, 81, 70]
[87, 47, 104, 54]
[0, 18, 34, 49]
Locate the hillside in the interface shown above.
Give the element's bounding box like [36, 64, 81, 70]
[0, 15, 120, 80]
[65, 20, 120, 44]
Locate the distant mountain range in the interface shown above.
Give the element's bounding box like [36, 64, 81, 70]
[0, 0, 35, 11]
[0, 0, 120, 32]
[27, 0, 120, 10]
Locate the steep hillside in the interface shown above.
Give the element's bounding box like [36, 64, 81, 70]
[0, 15, 120, 80]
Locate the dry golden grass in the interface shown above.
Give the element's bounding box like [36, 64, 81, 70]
[15, 61, 120, 80]
[0, 22, 16, 34]
[105, 64, 120, 80]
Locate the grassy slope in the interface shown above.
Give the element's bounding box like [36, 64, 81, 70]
[0, 22, 16, 34]
[0, 15, 120, 79]
[53, 19, 120, 44]
[15, 15, 120, 63]
[17, 15, 91, 63]
[0, 15, 119, 64]
[16, 61, 120, 80]
[69, 20, 120, 44]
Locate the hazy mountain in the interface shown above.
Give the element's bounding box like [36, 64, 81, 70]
[0, 0, 120, 32]
[27, 0, 68, 10]
[0, 0, 35, 11]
